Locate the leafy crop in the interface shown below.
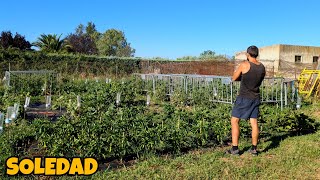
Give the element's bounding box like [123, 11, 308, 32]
[0, 76, 318, 176]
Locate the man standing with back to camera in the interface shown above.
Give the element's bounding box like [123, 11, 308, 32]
[226, 45, 266, 156]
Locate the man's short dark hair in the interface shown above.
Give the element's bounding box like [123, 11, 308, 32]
[247, 45, 259, 58]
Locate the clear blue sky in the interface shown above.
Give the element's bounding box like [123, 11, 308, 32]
[1, 0, 320, 59]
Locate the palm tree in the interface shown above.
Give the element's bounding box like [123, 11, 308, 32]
[33, 34, 67, 53]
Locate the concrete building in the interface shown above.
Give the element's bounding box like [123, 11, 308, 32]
[235, 44, 320, 72]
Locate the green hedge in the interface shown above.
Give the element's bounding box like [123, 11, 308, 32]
[0, 49, 170, 77]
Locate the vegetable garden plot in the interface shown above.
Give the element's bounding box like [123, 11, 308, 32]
[137, 74, 298, 109]
[3, 70, 58, 96]
[0, 75, 318, 176]
[22, 96, 66, 121]
[2, 71, 66, 123]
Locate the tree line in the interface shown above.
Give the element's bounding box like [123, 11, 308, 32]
[0, 22, 135, 57]
[176, 50, 231, 61]
[0, 22, 232, 60]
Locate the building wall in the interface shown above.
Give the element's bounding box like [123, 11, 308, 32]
[235, 44, 320, 63]
[141, 60, 235, 76]
[279, 45, 320, 63]
[234, 44, 320, 73]
[234, 51, 247, 60]
[235, 45, 280, 61]
[234, 45, 279, 72]
[259, 44, 281, 61]
[259, 44, 280, 71]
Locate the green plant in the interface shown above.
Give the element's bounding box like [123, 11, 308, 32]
[0, 77, 318, 177]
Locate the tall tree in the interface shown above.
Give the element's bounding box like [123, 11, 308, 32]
[176, 50, 228, 61]
[65, 34, 98, 54]
[33, 34, 66, 53]
[65, 22, 100, 54]
[12, 33, 31, 50]
[98, 29, 135, 57]
[199, 50, 228, 60]
[0, 31, 31, 50]
[200, 50, 216, 59]
[86, 22, 96, 35]
[75, 24, 84, 35]
[85, 22, 100, 40]
[0, 31, 14, 49]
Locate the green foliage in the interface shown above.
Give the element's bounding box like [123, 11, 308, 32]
[4, 72, 57, 97]
[0, 31, 31, 50]
[98, 29, 135, 57]
[74, 22, 101, 42]
[259, 104, 319, 134]
[0, 77, 318, 176]
[0, 49, 142, 77]
[0, 31, 13, 49]
[151, 81, 169, 104]
[0, 121, 36, 174]
[2, 23, 137, 58]
[33, 34, 68, 53]
[66, 22, 134, 57]
[176, 50, 229, 61]
[176, 56, 198, 61]
[65, 22, 100, 55]
[200, 50, 216, 59]
[200, 50, 229, 61]
[65, 34, 98, 55]
[91, 131, 320, 179]
[170, 86, 188, 107]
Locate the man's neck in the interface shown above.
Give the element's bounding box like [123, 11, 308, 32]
[248, 58, 258, 63]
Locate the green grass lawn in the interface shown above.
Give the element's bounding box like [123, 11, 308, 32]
[55, 130, 318, 180]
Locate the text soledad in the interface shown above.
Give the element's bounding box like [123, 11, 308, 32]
[6, 157, 98, 176]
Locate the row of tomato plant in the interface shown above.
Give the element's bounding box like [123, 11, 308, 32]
[0, 76, 319, 175]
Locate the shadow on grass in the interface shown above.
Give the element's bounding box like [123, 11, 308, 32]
[260, 133, 295, 153]
[260, 130, 318, 153]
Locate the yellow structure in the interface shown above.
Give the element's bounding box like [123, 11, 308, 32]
[298, 68, 320, 97]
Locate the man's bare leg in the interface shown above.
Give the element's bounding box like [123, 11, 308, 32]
[249, 118, 259, 146]
[231, 117, 240, 146]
